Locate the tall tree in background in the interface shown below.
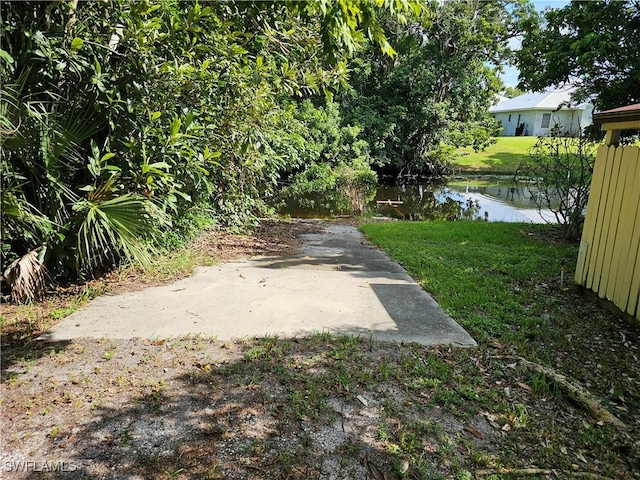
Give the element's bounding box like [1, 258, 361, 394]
[516, 0, 640, 113]
[341, 0, 536, 179]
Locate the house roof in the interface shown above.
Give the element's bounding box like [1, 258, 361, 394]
[593, 103, 640, 124]
[493, 95, 510, 106]
[489, 86, 591, 113]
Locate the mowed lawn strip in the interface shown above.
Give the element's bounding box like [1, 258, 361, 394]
[360, 222, 640, 427]
[452, 137, 537, 174]
[361, 222, 576, 344]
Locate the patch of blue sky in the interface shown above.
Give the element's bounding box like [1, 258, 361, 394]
[500, 0, 570, 87]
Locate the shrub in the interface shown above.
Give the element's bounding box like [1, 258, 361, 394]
[516, 126, 597, 240]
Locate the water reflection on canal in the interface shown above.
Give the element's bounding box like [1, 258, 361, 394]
[446, 180, 557, 223]
[374, 179, 556, 223]
[279, 177, 557, 223]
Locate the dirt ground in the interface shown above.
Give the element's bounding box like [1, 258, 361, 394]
[1, 220, 639, 479]
[2, 334, 638, 480]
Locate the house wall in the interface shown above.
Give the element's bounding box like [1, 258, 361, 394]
[580, 106, 594, 130]
[492, 111, 539, 136]
[493, 109, 590, 137]
[575, 143, 640, 321]
[549, 109, 591, 135]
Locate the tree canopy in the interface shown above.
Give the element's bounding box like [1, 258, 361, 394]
[1, 0, 535, 300]
[340, 0, 535, 178]
[516, 0, 640, 112]
[1, 0, 414, 287]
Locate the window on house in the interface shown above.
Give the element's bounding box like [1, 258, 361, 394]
[508, 114, 512, 122]
[541, 113, 551, 128]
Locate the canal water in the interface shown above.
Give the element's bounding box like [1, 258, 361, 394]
[278, 177, 557, 223]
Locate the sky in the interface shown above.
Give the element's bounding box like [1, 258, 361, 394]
[500, 0, 571, 87]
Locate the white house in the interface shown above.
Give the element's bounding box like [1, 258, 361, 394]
[489, 86, 593, 137]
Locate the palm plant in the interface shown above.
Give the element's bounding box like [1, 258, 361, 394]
[0, 171, 52, 302]
[1, 73, 166, 301]
[1, 77, 52, 302]
[73, 153, 169, 272]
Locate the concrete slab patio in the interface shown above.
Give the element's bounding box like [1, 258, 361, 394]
[48, 224, 476, 346]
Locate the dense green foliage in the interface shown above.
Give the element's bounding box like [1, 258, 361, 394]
[0, 0, 417, 292]
[278, 100, 377, 214]
[502, 86, 524, 98]
[516, 0, 640, 113]
[1, 0, 538, 299]
[340, 0, 536, 178]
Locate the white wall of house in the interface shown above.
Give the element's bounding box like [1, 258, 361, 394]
[579, 106, 594, 130]
[492, 107, 593, 137]
[492, 111, 538, 136]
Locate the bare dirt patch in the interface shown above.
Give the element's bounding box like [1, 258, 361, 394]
[2, 335, 638, 479]
[190, 219, 325, 262]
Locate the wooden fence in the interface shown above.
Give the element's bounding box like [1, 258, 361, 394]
[575, 111, 640, 321]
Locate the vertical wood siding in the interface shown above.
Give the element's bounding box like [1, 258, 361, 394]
[575, 144, 640, 320]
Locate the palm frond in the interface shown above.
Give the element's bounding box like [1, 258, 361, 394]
[74, 193, 168, 273]
[0, 70, 31, 138]
[1, 249, 48, 303]
[0, 183, 54, 242]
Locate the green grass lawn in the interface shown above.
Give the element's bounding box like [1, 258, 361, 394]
[360, 220, 639, 386]
[452, 136, 538, 174]
[361, 221, 576, 346]
[360, 222, 640, 470]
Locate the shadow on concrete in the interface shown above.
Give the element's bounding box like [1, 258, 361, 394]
[44, 223, 474, 347]
[368, 283, 468, 342]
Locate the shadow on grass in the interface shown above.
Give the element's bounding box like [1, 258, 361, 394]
[482, 152, 529, 168]
[458, 152, 529, 174]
